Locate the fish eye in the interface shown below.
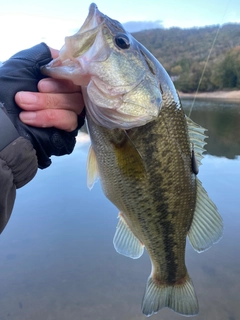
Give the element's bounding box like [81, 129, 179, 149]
[115, 34, 130, 49]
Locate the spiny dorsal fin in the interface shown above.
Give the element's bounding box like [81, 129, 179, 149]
[186, 116, 207, 167]
[113, 213, 144, 259]
[188, 177, 223, 252]
[87, 145, 99, 190]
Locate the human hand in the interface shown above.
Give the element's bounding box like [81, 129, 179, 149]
[17, 46, 84, 131]
[16, 47, 84, 132]
[16, 77, 84, 132]
[0, 43, 85, 169]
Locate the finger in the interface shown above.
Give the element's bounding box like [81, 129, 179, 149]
[49, 47, 59, 59]
[38, 78, 81, 93]
[19, 109, 78, 132]
[15, 91, 84, 115]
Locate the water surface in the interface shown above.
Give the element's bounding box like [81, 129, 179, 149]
[0, 99, 239, 320]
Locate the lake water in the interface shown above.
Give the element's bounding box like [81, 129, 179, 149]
[0, 98, 239, 320]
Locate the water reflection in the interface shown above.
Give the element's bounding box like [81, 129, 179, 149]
[182, 98, 240, 159]
[0, 100, 239, 319]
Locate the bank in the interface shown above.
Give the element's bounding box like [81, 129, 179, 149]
[178, 90, 240, 101]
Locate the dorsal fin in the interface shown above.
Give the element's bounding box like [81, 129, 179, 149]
[186, 116, 207, 167]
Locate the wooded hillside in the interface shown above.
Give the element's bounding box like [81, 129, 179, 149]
[133, 23, 240, 92]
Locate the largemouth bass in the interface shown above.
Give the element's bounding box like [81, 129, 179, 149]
[42, 3, 223, 317]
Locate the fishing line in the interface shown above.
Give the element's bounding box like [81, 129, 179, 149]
[188, 0, 232, 118]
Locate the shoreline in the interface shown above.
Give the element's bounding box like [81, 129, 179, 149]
[178, 90, 240, 101]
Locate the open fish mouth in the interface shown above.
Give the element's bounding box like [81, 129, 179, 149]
[42, 2, 162, 129]
[79, 3, 104, 33]
[42, 3, 223, 318]
[41, 4, 106, 83]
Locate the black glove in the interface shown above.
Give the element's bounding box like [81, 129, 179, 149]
[0, 42, 84, 169]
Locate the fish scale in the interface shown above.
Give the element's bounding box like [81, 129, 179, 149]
[87, 98, 195, 284]
[41, 3, 223, 317]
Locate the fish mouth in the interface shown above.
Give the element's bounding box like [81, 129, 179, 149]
[41, 3, 162, 130]
[41, 3, 107, 83]
[79, 3, 104, 33]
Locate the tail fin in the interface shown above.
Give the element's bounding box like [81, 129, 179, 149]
[141, 273, 199, 317]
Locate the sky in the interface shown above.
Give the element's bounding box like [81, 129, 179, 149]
[0, 0, 240, 61]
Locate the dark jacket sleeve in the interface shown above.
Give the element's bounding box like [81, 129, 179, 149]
[0, 136, 38, 233]
[0, 43, 84, 233]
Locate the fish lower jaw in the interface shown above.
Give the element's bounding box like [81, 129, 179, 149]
[41, 58, 90, 85]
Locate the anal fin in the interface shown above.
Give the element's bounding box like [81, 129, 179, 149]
[113, 213, 144, 259]
[188, 178, 223, 252]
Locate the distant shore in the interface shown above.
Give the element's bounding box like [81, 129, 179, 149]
[178, 90, 240, 101]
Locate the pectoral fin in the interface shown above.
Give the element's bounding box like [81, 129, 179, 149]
[188, 178, 223, 252]
[113, 131, 146, 180]
[87, 145, 99, 190]
[113, 213, 144, 259]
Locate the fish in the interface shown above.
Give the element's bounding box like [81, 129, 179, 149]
[41, 3, 223, 317]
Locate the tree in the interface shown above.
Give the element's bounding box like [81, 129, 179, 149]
[170, 65, 182, 76]
[211, 46, 240, 89]
[174, 62, 213, 92]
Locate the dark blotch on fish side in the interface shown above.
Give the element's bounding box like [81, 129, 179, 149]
[142, 127, 179, 284]
[159, 84, 163, 95]
[162, 219, 178, 283]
